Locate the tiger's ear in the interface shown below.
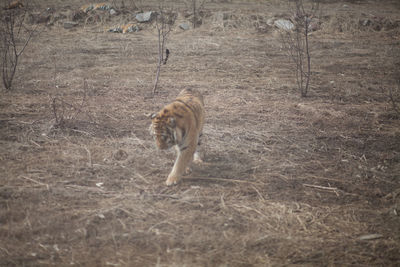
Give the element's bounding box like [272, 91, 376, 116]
[168, 117, 176, 128]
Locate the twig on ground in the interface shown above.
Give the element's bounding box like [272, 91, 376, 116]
[71, 129, 92, 136]
[303, 183, 339, 195]
[189, 176, 264, 185]
[303, 183, 337, 190]
[220, 193, 226, 209]
[18, 175, 49, 190]
[251, 185, 266, 202]
[105, 113, 118, 121]
[29, 140, 41, 147]
[296, 215, 308, 231]
[135, 172, 150, 184]
[0, 246, 10, 256]
[84, 146, 93, 168]
[65, 184, 108, 193]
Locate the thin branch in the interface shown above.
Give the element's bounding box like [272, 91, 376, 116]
[280, 0, 317, 97]
[153, 7, 174, 95]
[18, 175, 50, 190]
[188, 176, 265, 185]
[303, 183, 338, 193]
[1, 1, 39, 90]
[388, 81, 400, 114]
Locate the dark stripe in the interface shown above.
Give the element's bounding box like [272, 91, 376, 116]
[180, 146, 188, 151]
[173, 112, 184, 118]
[174, 99, 200, 127]
[177, 104, 189, 113]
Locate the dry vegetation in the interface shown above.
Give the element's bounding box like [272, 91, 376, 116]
[1, 0, 400, 266]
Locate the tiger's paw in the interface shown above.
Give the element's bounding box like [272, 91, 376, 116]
[185, 167, 192, 175]
[192, 158, 203, 165]
[193, 152, 203, 165]
[166, 175, 180, 186]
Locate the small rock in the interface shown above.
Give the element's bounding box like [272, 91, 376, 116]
[361, 19, 371, 27]
[36, 14, 52, 24]
[266, 18, 274, 26]
[179, 23, 190, 30]
[136, 11, 155, 23]
[109, 8, 117, 16]
[274, 19, 294, 31]
[63, 21, 79, 29]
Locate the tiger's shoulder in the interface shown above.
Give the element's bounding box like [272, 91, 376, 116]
[176, 88, 204, 106]
[155, 88, 204, 120]
[170, 89, 204, 126]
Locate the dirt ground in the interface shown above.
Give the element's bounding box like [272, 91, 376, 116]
[1, 0, 400, 266]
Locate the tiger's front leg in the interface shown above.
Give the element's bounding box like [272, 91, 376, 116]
[165, 143, 197, 186]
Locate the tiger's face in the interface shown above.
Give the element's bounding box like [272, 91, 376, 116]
[150, 113, 176, 150]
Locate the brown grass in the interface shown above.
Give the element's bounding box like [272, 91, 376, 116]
[0, 0, 400, 266]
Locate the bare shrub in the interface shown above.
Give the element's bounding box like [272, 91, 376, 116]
[50, 79, 92, 128]
[121, 0, 144, 12]
[184, 0, 207, 29]
[0, 1, 37, 90]
[280, 0, 319, 97]
[152, 6, 176, 95]
[388, 80, 400, 114]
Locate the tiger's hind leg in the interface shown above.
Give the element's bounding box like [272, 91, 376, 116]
[193, 133, 203, 164]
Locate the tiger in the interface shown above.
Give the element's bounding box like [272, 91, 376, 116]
[150, 88, 205, 186]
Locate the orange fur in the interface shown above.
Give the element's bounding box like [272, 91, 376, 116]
[5, 1, 23, 10]
[150, 89, 205, 186]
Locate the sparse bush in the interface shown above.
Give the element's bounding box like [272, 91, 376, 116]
[152, 6, 176, 94]
[50, 79, 92, 128]
[279, 0, 319, 97]
[0, 1, 37, 90]
[184, 0, 207, 29]
[122, 0, 144, 12]
[388, 80, 400, 114]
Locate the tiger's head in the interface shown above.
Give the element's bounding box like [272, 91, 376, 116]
[150, 111, 176, 150]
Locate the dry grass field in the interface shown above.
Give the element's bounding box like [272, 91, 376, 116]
[1, 0, 400, 266]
